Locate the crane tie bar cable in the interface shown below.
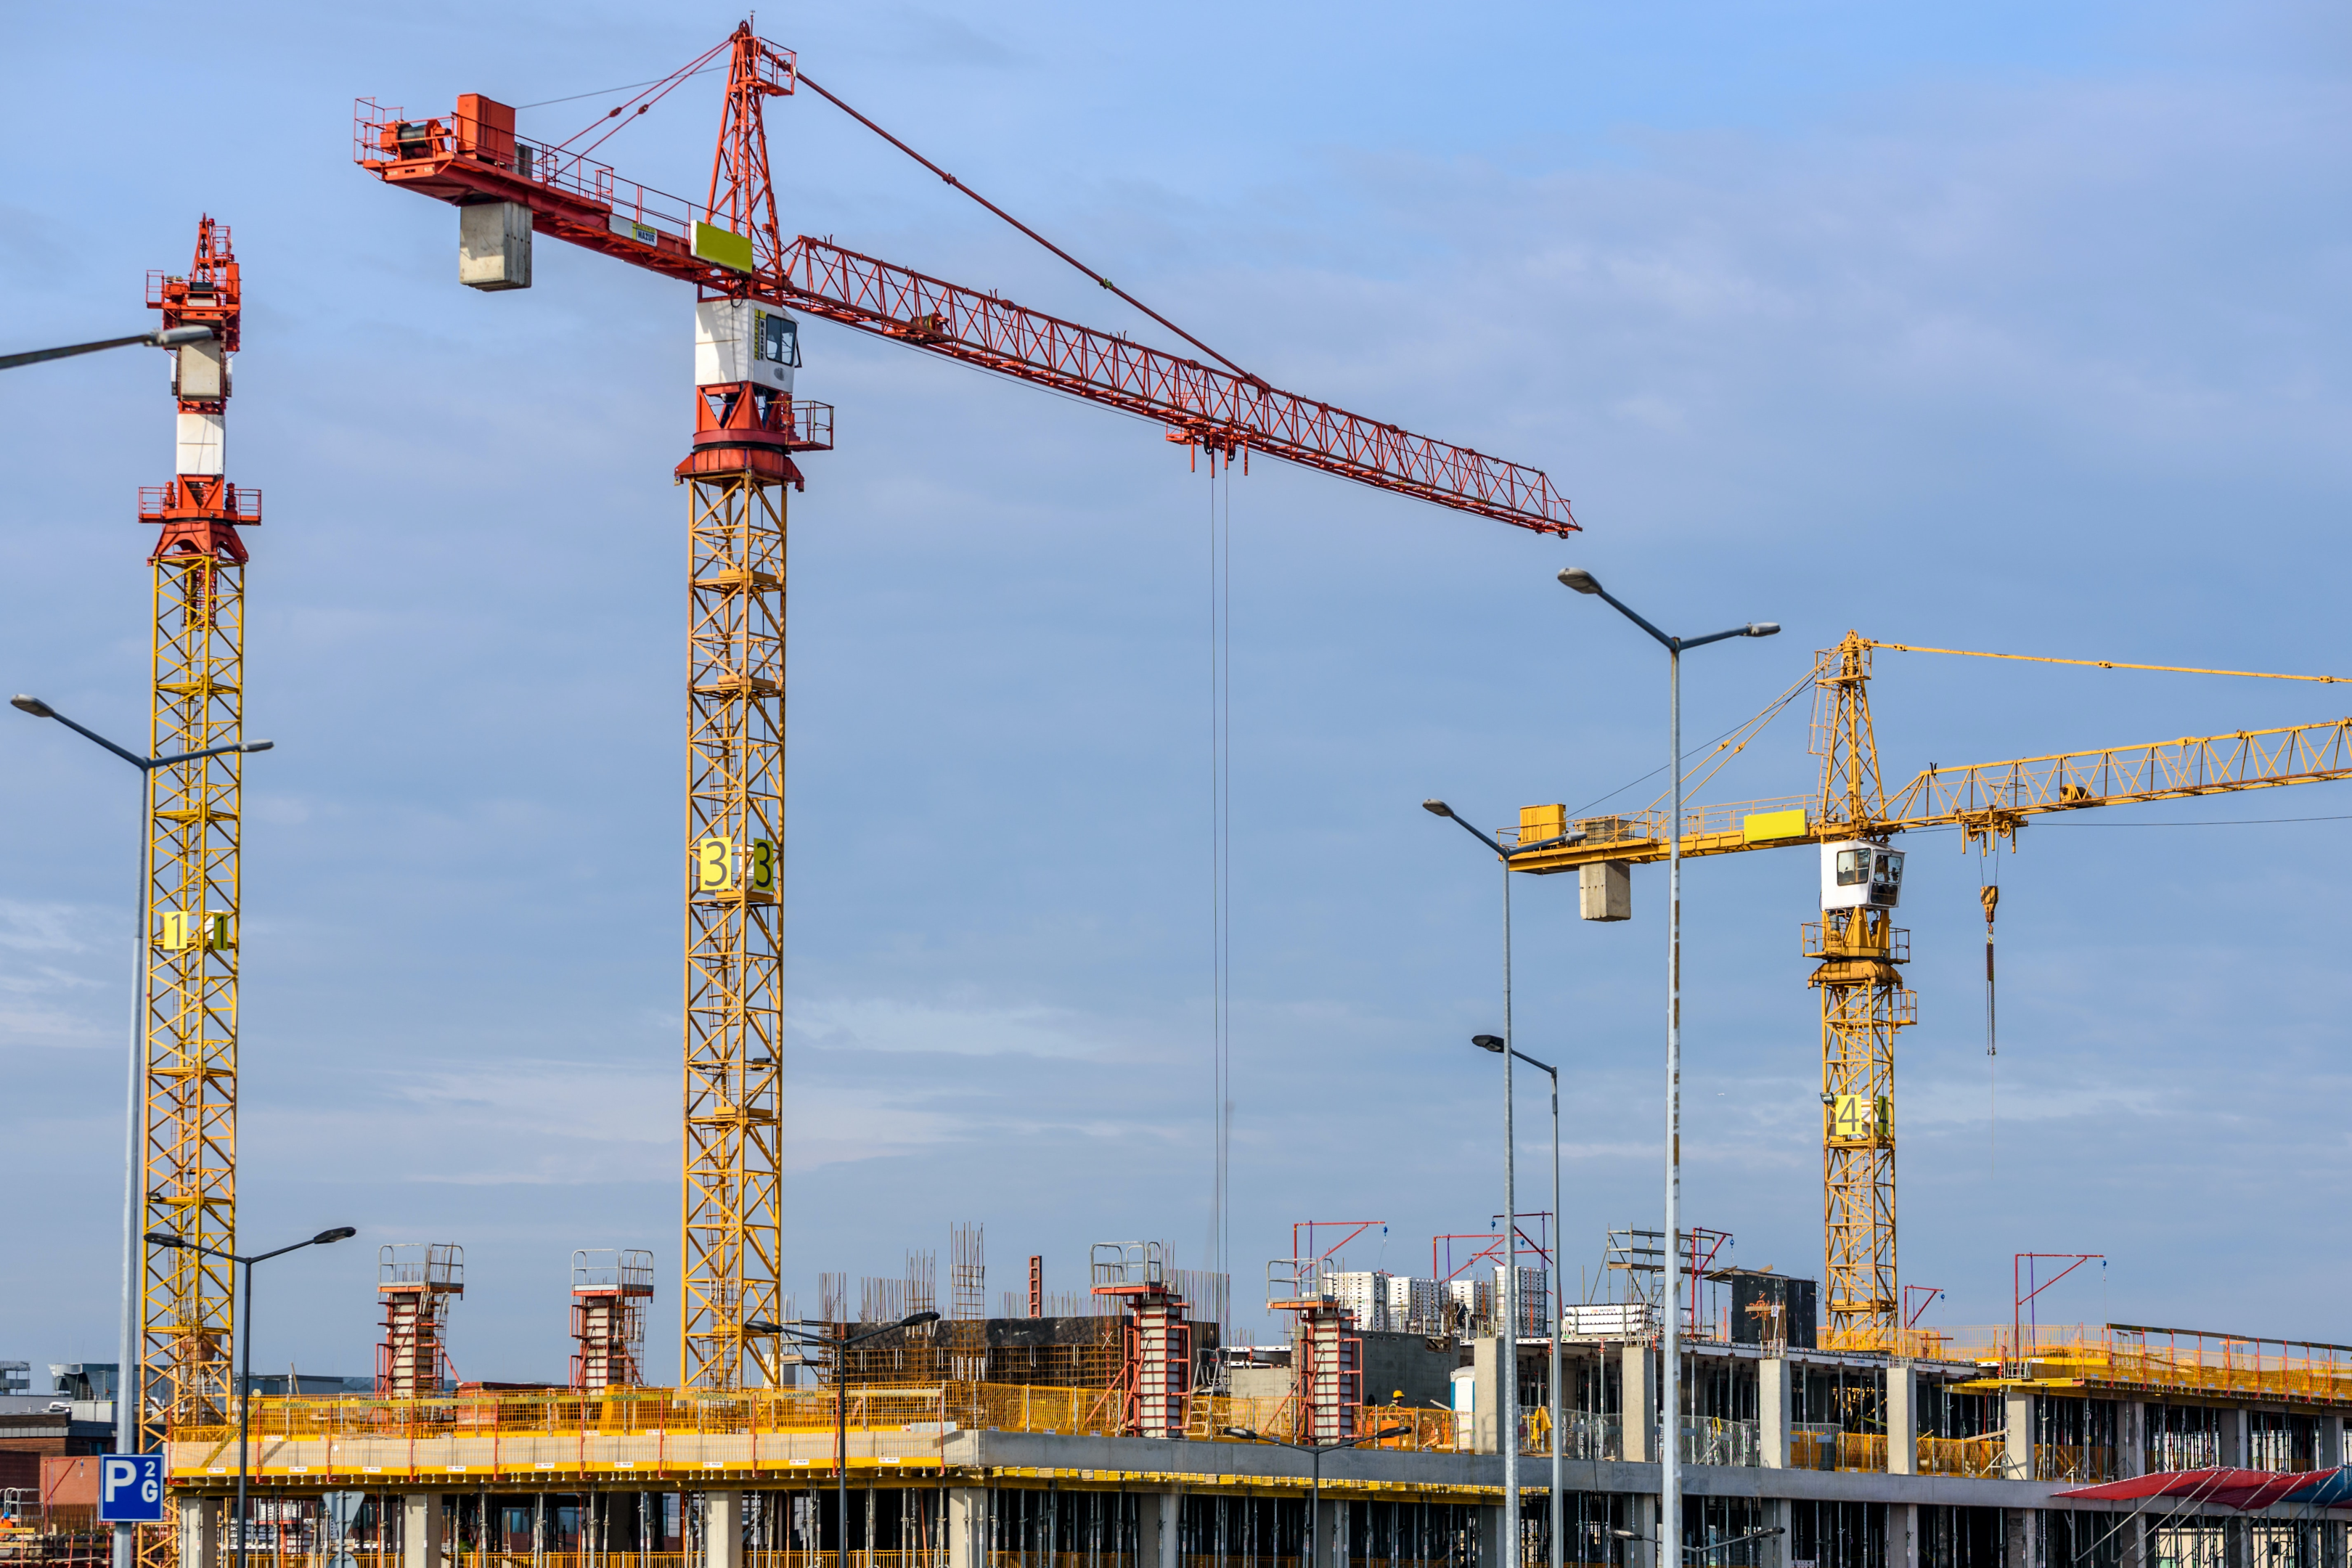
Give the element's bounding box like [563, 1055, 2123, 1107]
[1868, 640, 2351, 685]
[794, 70, 1266, 389]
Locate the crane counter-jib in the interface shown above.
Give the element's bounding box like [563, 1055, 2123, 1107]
[352, 96, 1576, 534]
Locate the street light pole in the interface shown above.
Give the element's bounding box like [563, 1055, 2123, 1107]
[1474, 1039, 1561, 1568]
[0, 324, 213, 372]
[1221, 1426, 1409, 1568]
[1553, 572, 1777, 1568]
[1423, 803, 1581, 1568]
[146, 1228, 355, 1568]
[746, 1311, 938, 1568]
[15, 695, 273, 1568]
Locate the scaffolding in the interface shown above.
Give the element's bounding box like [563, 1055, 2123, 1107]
[570, 1249, 653, 1392]
[377, 1244, 463, 1397]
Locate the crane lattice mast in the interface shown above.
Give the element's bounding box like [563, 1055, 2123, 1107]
[138, 216, 256, 1453]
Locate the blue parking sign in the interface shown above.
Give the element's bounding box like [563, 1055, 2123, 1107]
[99, 1455, 164, 1523]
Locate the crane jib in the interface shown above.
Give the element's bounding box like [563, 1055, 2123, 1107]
[354, 104, 1575, 536]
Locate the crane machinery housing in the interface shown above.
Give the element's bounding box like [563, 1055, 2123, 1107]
[356, 23, 1577, 1392]
[1509, 630, 2352, 1352]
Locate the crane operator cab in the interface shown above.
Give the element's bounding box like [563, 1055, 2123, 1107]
[693, 298, 800, 395]
[1821, 842, 1904, 910]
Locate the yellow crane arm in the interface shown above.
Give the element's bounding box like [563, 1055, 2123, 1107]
[1509, 714, 2352, 873]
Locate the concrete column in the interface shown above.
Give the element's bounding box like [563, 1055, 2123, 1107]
[941, 1495, 987, 1568]
[177, 1496, 221, 1568]
[2224, 1409, 2248, 1470]
[1474, 1338, 1505, 1455]
[704, 1493, 743, 1568]
[1884, 1503, 1916, 1568]
[1759, 1357, 1792, 1470]
[1133, 1492, 1180, 1568]
[1621, 1344, 1658, 1464]
[1760, 1500, 1791, 1568]
[401, 1496, 443, 1568]
[1885, 1365, 1917, 1477]
[2115, 1514, 2146, 1568]
[1475, 1504, 1509, 1568]
[1312, 1497, 1343, 1568]
[2319, 1415, 2345, 1471]
[2004, 1508, 2035, 1568]
[2005, 1390, 2036, 1481]
[2120, 1402, 2146, 1480]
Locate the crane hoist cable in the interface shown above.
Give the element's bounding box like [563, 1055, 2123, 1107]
[793, 70, 1261, 387]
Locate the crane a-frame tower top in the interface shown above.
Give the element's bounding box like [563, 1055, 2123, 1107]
[358, 23, 1576, 1390]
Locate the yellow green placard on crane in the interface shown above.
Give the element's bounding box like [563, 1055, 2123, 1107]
[693, 221, 756, 273]
[1742, 807, 1808, 842]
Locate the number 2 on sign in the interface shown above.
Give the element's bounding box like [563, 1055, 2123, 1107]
[697, 836, 734, 892]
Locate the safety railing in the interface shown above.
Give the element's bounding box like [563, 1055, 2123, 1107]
[172, 1384, 1485, 1453]
[1916, 1435, 2006, 1478]
[1679, 1418, 1760, 1468]
[1786, 1425, 1882, 1473]
[2035, 1443, 2117, 1483]
[1932, 1324, 2352, 1403]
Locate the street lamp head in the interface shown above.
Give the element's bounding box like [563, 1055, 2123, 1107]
[1744, 623, 1781, 638]
[144, 1230, 187, 1249]
[9, 695, 56, 719]
[240, 740, 275, 753]
[1221, 1426, 1261, 1441]
[899, 1310, 942, 1328]
[1420, 799, 1453, 818]
[1372, 1425, 1410, 1440]
[1471, 1034, 1506, 1053]
[741, 1320, 788, 1335]
[311, 1227, 357, 1245]
[1557, 568, 1603, 595]
[150, 326, 215, 348]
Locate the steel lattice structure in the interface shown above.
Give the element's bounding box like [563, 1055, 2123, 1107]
[136, 219, 254, 1565]
[679, 463, 789, 1389]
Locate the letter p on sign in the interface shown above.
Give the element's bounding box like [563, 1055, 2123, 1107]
[99, 1454, 165, 1522]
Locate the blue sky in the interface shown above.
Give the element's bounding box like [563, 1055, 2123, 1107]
[6, 1, 2352, 1383]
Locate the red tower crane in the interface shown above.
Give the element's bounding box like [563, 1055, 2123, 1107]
[356, 23, 1577, 1392]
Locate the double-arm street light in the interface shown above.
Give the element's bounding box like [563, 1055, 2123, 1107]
[1421, 799, 1582, 1564]
[746, 1311, 942, 1568]
[1555, 570, 1776, 1567]
[0, 324, 215, 372]
[1613, 1523, 1788, 1564]
[1474, 1034, 1564, 1568]
[145, 1227, 356, 1568]
[1221, 1424, 1412, 1568]
[15, 695, 274, 1568]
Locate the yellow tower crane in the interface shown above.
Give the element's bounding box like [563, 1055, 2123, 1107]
[1511, 630, 2352, 1350]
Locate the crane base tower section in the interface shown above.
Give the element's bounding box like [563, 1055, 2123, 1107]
[1808, 903, 1914, 1352]
[676, 391, 802, 1391]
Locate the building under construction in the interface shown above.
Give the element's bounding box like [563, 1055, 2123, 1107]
[68, 22, 2352, 1568]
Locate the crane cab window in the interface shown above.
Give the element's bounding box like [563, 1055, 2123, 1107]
[1835, 847, 1872, 886]
[756, 311, 800, 367]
